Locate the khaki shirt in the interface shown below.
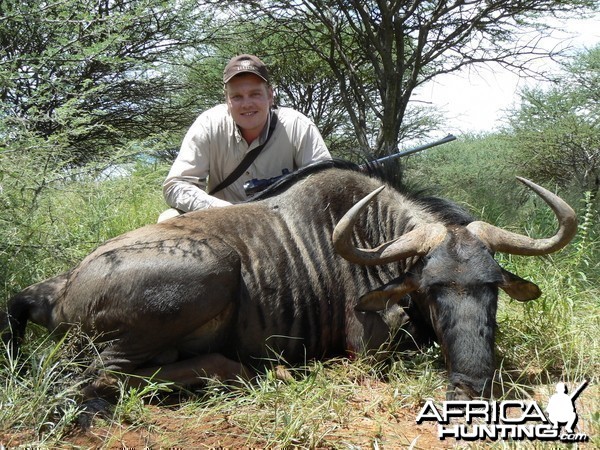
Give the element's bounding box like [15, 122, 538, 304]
[163, 105, 331, 210]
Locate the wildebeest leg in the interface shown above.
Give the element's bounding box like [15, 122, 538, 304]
[76, 355, 133, 428]
[77, 348, 243, 427]
[79, 338, 250, 397]
[78, 349, 250, 427]
[131, 353, 252, 387]
[79, 343, 152, 397]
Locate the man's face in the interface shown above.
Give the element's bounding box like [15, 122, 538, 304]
[225, 73, 273, 139]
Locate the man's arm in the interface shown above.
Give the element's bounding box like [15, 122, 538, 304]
[162, 123, 231, 211]
[163, 175, 231, 211]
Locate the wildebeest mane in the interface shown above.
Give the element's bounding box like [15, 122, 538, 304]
[246, 159, 362, 201]
[248, 158, 474, 227]
[247, 156, 413, 201]
[416, 196, 475, 227]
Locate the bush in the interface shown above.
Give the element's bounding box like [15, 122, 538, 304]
[0, 157, 168, 300]
[405, 133, 528, 224]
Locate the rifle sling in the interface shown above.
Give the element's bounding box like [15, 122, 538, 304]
[208, 111, 277, 196]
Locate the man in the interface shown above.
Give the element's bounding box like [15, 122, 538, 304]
[158, 54, 332, 222]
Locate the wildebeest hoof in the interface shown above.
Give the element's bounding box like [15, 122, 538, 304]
[77, 397, 112, 429]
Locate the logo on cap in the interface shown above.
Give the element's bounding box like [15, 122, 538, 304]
[223, 54, 270, 84]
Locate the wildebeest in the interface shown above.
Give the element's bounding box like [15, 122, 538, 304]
[1, 161, 577, 412]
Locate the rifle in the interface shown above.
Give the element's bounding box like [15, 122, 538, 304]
[244, 169, 290, 196]
[243, 134, 457, 196]
[362, 133, 456, 168]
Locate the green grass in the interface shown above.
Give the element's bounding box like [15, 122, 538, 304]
[0, 332, 87, 445]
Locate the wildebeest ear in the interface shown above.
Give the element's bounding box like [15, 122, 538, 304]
[499, 268, 541, 302]
[356, 276, 418, 312]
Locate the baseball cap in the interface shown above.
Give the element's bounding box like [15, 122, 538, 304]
[223, 54, 270, 84]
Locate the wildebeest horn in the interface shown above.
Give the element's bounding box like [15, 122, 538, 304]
[466, 177, 578, 255]
[332, 186, 447, 265]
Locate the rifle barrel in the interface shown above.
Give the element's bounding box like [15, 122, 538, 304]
[374, 134, 457, 164]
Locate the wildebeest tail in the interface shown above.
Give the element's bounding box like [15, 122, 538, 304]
[1, 296, 31, 357]
[1, 272, 69, 357]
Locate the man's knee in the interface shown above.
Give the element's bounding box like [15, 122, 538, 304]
[157, 208, 183, 223]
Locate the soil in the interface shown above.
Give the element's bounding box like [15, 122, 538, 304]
[61, 395, 451, 450]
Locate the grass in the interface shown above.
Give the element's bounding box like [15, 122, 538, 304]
[0, 332, 87, 445]
[0, 152, 599, 448]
